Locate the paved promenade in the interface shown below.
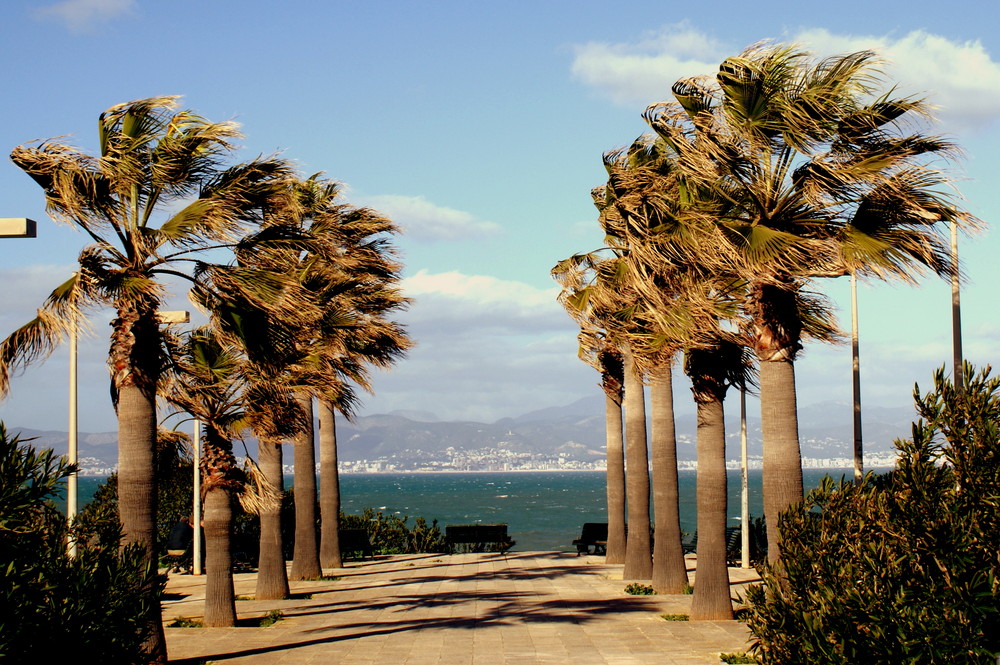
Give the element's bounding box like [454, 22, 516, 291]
[163, 552, 759, 665]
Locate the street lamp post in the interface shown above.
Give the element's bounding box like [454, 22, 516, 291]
[156, 311, 198, 574]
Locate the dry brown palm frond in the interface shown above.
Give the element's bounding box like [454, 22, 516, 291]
[237, 456, 282, 515]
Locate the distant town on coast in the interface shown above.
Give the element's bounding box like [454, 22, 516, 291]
[12, 395, 911, 476]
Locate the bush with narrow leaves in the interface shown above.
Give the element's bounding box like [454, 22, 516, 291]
[743, 365, 1000, 664]
[0, 424, 163, 663]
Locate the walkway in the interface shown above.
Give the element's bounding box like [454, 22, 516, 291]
[163, 552, 759, 664]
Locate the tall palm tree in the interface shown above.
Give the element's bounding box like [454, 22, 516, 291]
[0, 97, 296, 660]
[644, 43, 976, 560]
[553, 250, 647, 576]
[161, 327, 287, 626]
[552, 255, 627, 566]
[238, 176, 411, 577]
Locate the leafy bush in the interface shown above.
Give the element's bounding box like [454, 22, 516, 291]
[341, 507, 449, 554]
[624, 583, 655, 595]
[743, 365, 1000, 664]
[0, 424, 163, 663]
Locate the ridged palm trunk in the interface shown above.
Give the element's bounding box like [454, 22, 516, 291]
[650, 366, 688, 593]
[318, 398, 343, 569]
[759, 358, 803, 562]
[604, 393, 626, 564]
[749, 281, 805, 563]
[111, 303, 166, 662]
[201, 426, 238, 627]
[622, 350, 652, 580]
[256, 438, 289, 600]
[290, 393, 321, 580]
[688, 396, 733, 620]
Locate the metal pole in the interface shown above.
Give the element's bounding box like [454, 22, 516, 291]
[740, 386, 750, 569]
[192, 419, 202, 575]
[951, 220, 964, 397]
[851, 273, 863, 484]
[67, 312, 78, 557]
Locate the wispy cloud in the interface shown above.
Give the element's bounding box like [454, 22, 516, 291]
[364, 194, 500, 242]
[570, 22, 730, 107]
[34, 0, 135, 32]
[572, 25, 1000, 134]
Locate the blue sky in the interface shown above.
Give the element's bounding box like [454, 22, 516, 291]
[0, 0, 998, 433]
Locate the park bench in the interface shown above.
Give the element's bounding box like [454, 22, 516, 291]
[338, 528, 375, 560]
[572, 522, 608, 556]
[682, 527, 742, 562]
[445, 523, 514, 554]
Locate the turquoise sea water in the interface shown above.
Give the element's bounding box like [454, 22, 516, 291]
[74, 468, 863, 552]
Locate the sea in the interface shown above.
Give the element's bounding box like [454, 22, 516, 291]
[72, 468, 868, 552]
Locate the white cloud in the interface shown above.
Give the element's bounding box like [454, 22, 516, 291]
[364, 194, 500, 242]
[35, 0, 135, 32]
[794, 29, 1000, 133]
[404, 270, 558, 309]
[572, 25, 1000, 134]
[571, 22, 728, 107]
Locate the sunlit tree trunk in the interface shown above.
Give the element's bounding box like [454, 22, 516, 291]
[650, 366, 687, 593]
[760, 359, 803, 562]
[256, 438, 289, 600]
[622, 349, 652, 580]
[688, 397, 733, 620]
[290, 393, 321, 580]
[112, 302, 166, 662]
[318, 398, 343, 569]
[201, 425, 237, 626]
[604, 392, 626, 564]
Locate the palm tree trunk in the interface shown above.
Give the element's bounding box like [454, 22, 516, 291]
[202, 486, 236, 626]
[256, 439, 289, 600]
[650, 366, 687, 593]
[622, 350, 652, 580]
[689, 397, 733, 620]
[760, 358, 803, 562]
[604, 393, 626, 565]
[116, 382, 166, 662]
[318, 398, 343, 569]
[290, 393, 321, 580]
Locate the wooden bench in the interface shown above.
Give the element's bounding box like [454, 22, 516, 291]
[338, 528, 375, 560]
[572, 522, 608, 556]
[682, 527, 742, 562]
[445, 523, 514, 554]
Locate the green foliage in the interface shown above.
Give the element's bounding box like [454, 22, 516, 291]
[624, 583, 655, 595]
[76, 428, 195, 561]
[661, 613, 689, 621]
[259, 609, 284, 627]
[167, 616, 203, 628]
[0, 424, 163, 663]
[743, 365, 1000, 664]
[720, 652, 758, 664]
[340, 508, 449, 554]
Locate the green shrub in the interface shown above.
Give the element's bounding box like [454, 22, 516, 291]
[340, 508, 449, 554]
[743, 365, 1000, 664]
[259, 609, 283, 627]
[720, 652, 757, 664]
[661, 613, 689, 621]
[624, 583, 655, 595]
[0, 424, 163, 663]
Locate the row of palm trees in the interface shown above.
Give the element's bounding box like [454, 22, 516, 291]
[0, 97, 410, 661]
[554, 43, 977, 620]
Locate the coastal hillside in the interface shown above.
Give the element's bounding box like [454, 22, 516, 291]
[6, 397, 914, 472]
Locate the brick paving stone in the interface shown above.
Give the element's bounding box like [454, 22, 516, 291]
[163, 552, 758, 664]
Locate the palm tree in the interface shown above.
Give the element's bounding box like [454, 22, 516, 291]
[161, 327, 286, 626]
[0, 97, 296, 660]
[237, 176, 410, 577]
[643, 43, 975, 560]
[553, 250, 644, 575]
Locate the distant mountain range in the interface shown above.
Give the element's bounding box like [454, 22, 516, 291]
[6, 396, 919, 468]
